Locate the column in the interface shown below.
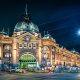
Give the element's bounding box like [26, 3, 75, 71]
[50, 46, 53, 65]
[12, 38, 17, 66]
[38, 39, 42, 64]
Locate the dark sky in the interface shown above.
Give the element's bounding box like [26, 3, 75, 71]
[0, 0, 80, 52]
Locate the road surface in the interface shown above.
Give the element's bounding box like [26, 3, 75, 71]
[0, 72, 80, 80]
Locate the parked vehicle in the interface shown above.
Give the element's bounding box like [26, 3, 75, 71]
[68, 67, 79, 73]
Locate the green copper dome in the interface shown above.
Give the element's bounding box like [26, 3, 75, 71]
[14, 4, 39, 33]
[14, 21, 39, 33]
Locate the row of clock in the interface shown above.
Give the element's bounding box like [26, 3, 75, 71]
[19, 43, 38, 49]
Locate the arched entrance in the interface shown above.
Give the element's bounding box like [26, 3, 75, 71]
[19, 54, 37, 69]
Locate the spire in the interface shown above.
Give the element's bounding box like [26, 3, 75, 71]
[61, 46, 64, 49]
[8, 28, 9, 36]
[25, 3, 28, 16]
[47, 31, 49, 35]
[73, 48, 75, 51]
[47, 31, 51, 37]
[0, 27, 6, 35]
[44, 31, 45, 36]
[24, 3, 30, 22]
[2, 27, 5, 33]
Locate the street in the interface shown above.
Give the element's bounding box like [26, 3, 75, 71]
[0, 72, 80, 80]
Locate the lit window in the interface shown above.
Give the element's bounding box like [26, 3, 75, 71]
[5, 54, 7, 57]
[6, 54, 9, 57]
[4, 45, 11, 50]
[33, 43, 36, 49]
[5, 53, 11, 58]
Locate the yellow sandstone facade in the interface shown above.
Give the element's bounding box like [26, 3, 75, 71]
[0, 6, 80, 69]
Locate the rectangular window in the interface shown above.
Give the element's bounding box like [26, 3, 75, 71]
[33, 43, 36, 49]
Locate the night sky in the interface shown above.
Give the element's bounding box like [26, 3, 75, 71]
[0, 0, 80, 52]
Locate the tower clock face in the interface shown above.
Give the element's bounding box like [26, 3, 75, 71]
[24, 35, 31, 42]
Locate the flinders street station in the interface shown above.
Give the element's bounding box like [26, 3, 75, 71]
[0, 5, 80, 70]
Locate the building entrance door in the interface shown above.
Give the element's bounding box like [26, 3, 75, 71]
[19, 54, 37, 69]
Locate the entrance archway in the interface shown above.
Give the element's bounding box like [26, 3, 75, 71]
[19, 54, 37, 69]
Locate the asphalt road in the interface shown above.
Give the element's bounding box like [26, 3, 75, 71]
[0, 72, 80, 80]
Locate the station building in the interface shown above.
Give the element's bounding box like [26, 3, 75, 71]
[0, 6, 80, 69]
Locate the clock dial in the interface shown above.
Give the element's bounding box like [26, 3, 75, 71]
[24, 35, 31, 42]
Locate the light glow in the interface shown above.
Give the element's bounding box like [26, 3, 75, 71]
[77, 30, 80, 36]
